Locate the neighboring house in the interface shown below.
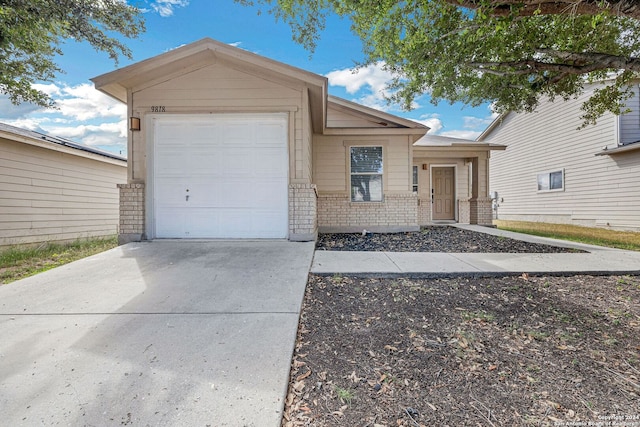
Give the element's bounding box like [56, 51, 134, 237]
[91, 38, 504, 243]
[480, 83, 640, 232]
[0, 123, 127, 247]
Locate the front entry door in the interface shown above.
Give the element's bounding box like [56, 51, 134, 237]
[432, 167, 455, 220]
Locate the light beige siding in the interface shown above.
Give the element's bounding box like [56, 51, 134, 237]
[313, 134, 418, 232]
[0, 138, 126, 246]
[327, 104, 391, 128]
[487, 85, 640, 231]
[130, 63, 308, 182]
[313, 135, 413, 194]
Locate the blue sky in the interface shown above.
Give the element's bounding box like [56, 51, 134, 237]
[0, 0, 496, 155]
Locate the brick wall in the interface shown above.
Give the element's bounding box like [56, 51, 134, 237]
[117, 183, 145, 244]
[318, 193, 419, 232]
[470, 198, 493, 226]
[289, 183, 317, 241]
[458, 199, 471, 224]
[417, 197, 431, 225]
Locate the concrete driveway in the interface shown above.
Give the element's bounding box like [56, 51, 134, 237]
[0, 240, 315, 426]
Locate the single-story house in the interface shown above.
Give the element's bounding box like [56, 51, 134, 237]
[0, 123, 127, 247]
[92, 38, 504, 243]
[480, 83, 640, 232]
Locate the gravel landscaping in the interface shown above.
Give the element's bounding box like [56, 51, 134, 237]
[316, 226, 583, 253]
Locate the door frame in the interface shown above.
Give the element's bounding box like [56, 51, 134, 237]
[430, 164, 457, 222]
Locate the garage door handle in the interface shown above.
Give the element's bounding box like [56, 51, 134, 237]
[186, 195, 189, 201]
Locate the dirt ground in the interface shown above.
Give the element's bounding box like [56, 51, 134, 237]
[282, 274, 640, 427]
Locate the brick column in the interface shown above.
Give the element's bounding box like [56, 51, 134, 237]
[117, 183, 145, 245]
[289, 183, 317, 241]
[458, 199, 471, 224]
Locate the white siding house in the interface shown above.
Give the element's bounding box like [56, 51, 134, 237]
[480, 84, 640, 232]
[0, 123, 127, 247]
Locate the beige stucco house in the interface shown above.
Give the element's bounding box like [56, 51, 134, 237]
[0, 123, 127, 247]
[92, 38, 503, 243]
[481, 83, 640, 232]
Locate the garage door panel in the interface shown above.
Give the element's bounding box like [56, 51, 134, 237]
[254, 149, 289, 176]
[219, 148, 254, 176]
[155, 122, 185, 139]
[156, 207, 187, 237]
[153, 114, 289, 239]
[221, 123, 255, 146]
[255, 123, 287, 146]
[156, 150, 187, 176]
[188, 150, 220, 176]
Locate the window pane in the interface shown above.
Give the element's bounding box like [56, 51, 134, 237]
[351, 147, 383, 173]
[351, 174, 383, 201]
[550, 171, 563, 189]
[537, 173, 549, 191]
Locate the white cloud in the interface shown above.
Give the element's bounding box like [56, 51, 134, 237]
[461, 113, 499, 130]
[326, 63, 423, 112]
[412, 113, 443, 134]
[439, 129, 483, 140]
[0, 82, 127, 154]
[326, 63, 394, 95]
[149, 0, 189, 17]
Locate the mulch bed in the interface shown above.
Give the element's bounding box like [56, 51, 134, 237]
[283, 274, 640, 426]
[316, 227, 583, 253]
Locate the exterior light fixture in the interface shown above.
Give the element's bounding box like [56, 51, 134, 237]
[129, 117, 141, 131]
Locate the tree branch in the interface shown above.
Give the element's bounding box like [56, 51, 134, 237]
[446, 0, 640, 19]
[469, 50, 640, 76]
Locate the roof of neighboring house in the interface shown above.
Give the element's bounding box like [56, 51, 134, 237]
[414, 133, 506, 151]
[92, 37, 427, 136]
[0, 122, 127, 163]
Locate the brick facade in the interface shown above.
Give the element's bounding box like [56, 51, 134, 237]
[458, 199, 471, 224]
[417, 197, 431, 225]
[317, 193, 419, 233]
[117, 183, 145, 244]
[470, 197, 493, 226]
[288, 183, 318, 241]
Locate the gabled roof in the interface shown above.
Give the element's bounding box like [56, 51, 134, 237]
[92, 37, 328, 132]
[0, 122, 127, 163]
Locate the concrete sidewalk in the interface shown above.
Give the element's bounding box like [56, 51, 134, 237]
[0, 240, 315, 427]
[311, 225, 640, 277]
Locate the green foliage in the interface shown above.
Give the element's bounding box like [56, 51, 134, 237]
[239, 0, 640, 125]
[0, 236, 118, 284]
[0, 0, 145, 106]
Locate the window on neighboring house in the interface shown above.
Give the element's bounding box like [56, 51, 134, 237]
[350, 146, 383, 201]
[537, 169, 564, 192]
[412, 165, 418, 193]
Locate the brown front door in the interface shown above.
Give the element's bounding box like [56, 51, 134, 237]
[432, 167, 455, 220]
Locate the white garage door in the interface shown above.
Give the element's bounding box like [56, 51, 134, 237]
[153, 114, 289, 238]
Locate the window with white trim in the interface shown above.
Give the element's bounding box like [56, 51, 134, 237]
[412, 165, 418, 193]
[537, 169, 564, 192]
[350, 146, 383, 202]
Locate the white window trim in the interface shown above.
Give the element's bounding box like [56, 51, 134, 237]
[536, 168, 565, 193]
[349, 145, 384, 202]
